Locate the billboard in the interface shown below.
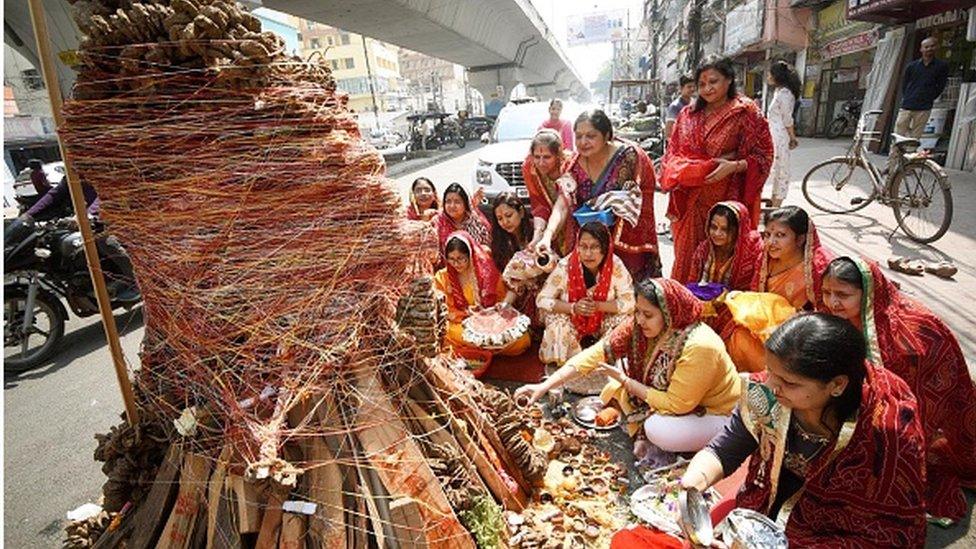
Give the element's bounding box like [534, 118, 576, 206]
[567, 9, 627, 46]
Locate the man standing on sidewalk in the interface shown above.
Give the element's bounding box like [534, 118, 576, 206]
[888, 37, 949, 168]
[664, 75, 696, 140]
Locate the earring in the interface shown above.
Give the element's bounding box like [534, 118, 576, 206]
[831, 390, 842, 397]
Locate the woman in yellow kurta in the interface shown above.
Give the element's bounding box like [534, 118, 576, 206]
[725, 206, 832, 372]
[434, 231, 530, 356]
[517, 278, 740, 460]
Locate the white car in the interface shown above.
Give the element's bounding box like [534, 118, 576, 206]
[472, 100, 589, 207]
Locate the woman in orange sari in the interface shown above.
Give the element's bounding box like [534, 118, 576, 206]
[521, 129, 573, 255]
[821, 256, 976, 523]
[726, 206, 833, 372]
[433, 231, 529, 357]
[661, 56, 773, 283]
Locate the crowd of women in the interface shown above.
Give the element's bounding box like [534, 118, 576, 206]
[404, 54, 975, 545]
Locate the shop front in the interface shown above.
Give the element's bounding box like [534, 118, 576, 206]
[849, 1, 976, 169]
[798, 1, 880, 135]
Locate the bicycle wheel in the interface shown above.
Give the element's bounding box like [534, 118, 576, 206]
[888, 161, 952, 244]
[802, 157, 876, 214]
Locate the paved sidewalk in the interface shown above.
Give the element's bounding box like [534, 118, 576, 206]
[782, 138, 976, 377]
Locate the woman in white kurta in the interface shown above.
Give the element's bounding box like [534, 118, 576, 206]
[766, 61, 800, 208]
[537, 222, 634, 394]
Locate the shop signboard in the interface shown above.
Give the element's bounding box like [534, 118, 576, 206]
[724, 0, 762, 55]
[566, 9, 627, 46]
[820, 29, 879, 59]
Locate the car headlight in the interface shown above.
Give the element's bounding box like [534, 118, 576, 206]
[476, 169, 492, 185]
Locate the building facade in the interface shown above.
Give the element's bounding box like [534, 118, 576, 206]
[297, 21, 407, 115]
[398, 49, 477, 114]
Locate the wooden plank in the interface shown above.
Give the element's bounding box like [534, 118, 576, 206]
[210, 478, 243, 549]
[402, 399, 489, 496]
[254, 484, 290, 549]
[206, 446, 233, 548]
[158, 452, 213, 549]
[123, 444, 184, 549]
[388, 497, 428, 549]
[279, 512, 306, 549]
[352, 368, 475, 549]
[228, 475, 263, 534]
[302, 438, 346, 549]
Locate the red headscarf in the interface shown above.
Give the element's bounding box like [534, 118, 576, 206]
[737, 365, 927, 547]
[686, 200, 762, 289]
[443, 231, 500, 311]
[606, 279, 703, 389]
[567, 230, 616, 337]
[434, 193, 492, 252]
[820, 256, 976, 521]
[521, 138, 573, 222]
[752, 211, 833, 309]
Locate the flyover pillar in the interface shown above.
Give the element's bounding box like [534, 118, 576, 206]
[468, 65, 526, 117]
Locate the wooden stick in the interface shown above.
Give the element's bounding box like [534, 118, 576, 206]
[158, 452, 213, 549]
[26, 0, 139, 425]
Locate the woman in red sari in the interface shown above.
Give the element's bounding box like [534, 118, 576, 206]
[521, 129, 574, 255]
[682, 313, 927, 548]
[432, 182, 491, 252]
[821, 256, 976, 523]
[405, 177, 439, 221]
[536, 110, 661, 280]
[661, 56, 773, 283]
[685, 201, 763, 349]
[686, 200, 762, 290]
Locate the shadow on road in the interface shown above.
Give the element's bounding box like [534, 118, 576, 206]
[4, 307, 145, 389]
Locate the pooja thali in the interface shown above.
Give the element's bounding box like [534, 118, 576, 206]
[572, 396, 622, 431]
[630, 461, 719, 537]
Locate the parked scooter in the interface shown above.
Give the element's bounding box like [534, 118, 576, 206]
[826, 99, 863, 139]
[4, 216, 140, 371]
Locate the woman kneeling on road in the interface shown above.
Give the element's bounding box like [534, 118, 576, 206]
[680, 313, 927, 547]
[517, 278, 740, 463]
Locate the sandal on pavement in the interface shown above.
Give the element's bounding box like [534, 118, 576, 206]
[925, 261, 958, 279]
[887, 256, 925, 276]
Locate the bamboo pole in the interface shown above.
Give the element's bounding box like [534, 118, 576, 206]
[27, 0, 140, 425]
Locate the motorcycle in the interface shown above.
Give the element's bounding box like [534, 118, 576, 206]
[4, 217, 140, 371]
[826, 99, 863, 139]
[404, 112, 466, 152]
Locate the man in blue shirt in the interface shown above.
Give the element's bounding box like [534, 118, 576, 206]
[888, 37, 949, 168]
[664, 75, 696, 140]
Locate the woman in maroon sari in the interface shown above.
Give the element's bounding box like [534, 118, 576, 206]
[536, 110, 661, 280]
[821, 256, 976, 523]
[682, 313, 927, 547]
[661, 56, 773, 283]
[685, 201, 763, 346]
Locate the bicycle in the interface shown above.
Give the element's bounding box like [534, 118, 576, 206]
[802, 110, 952, 244]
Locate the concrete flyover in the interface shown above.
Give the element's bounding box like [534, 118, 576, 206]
[262, 0, 590, 102]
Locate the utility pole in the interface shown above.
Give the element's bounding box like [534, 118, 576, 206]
[689, 0, 704, 72]
[361, 35, 380, 129]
